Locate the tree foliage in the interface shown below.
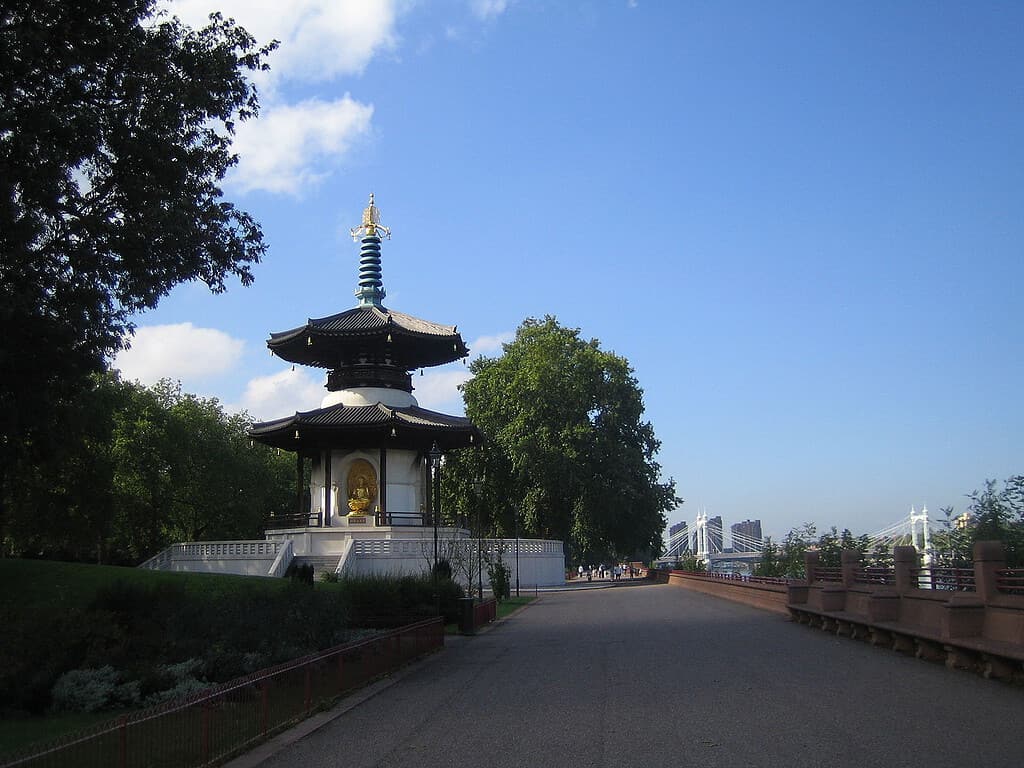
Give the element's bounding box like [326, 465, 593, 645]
[755, 523, 816, 578]
[2, 374, 294, 564]
[933, 476, 1024, 568]
[441, 317, 679, 565]
[0, 0, 275, 541]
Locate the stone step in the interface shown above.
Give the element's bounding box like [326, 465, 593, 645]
[291, 555, 341, 578]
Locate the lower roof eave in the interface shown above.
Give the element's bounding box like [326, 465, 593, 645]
[250, 426, 482, 454]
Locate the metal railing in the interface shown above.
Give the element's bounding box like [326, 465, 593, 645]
[997, 568, 1024, 595]
[374, 510, 428, 526]
[811, 567, 842, 583]
[1, 618, 443, 768]
[913, 567, 976, 592]
[265, 512, 321, 529]
[473, 598, 497, 628]
[854, 567, 894, 585]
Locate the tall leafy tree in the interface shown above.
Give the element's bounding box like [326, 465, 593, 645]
[3, 373, 295, 563]
[755, 523, 817, 578]
[935, 477, 1024, 568]
[0, 1, 276, 543]
[443, 316, 678, 565]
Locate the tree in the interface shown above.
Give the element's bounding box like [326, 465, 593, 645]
[817, 526, 869, 568]
[755, 523, 816, 578]
[934, 477, 1024, 568]
[674, 554, 706, 572]
[442, 316, 679, 565]
[2, 374, 295, 563]
[0, 1, 275, 546]
[755, 536, 783, 577]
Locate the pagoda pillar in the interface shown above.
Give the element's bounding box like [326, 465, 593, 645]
[424, 451, 433, 526]
[323, 449, 332, 527]
[379, 448, 388, 525]
[295, 453, 303, 520]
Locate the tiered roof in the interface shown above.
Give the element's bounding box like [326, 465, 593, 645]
[267, 305, 468, 370]
[250, 194, 481, 453]
[248, 402, 480, 452]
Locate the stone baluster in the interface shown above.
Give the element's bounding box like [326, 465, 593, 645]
[893, 545, 919, 594]
[805, 549, 820, 585]
[973, 541, 1006, 602]
[841, 550, 860, 589]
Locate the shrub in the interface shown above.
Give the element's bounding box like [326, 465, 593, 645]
[487, 561, 511, 601]
[334, 573, 464, 626]
[432, 559, 452, 580]
[284, 562, 315, 585]
[142, 659, 211, 706]
[50, 666, 140, 713]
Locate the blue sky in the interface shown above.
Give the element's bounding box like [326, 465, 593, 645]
[115, 1, 1024, 541]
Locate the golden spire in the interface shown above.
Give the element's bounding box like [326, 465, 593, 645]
[350, 192, 391, 240]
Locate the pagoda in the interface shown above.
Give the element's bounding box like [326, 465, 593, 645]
[250, 194, 481, 535]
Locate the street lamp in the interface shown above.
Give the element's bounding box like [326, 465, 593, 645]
[429, 441, 442, 574]
[429, 441, 443, 617]
[514, 506, 521, 597]
[471, 476, 485, 600]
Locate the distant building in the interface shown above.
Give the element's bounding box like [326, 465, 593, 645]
[707, 515, 724, 553]
[731, 519, 763, 552]
[667, 521, 689, 558]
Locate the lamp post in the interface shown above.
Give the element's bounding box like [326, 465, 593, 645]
[429, 441, 442, 573]
[471, 477, 484, 600]
[514, 506, 521, 597]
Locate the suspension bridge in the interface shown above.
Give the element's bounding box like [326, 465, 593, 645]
[662, 506, 936, 572]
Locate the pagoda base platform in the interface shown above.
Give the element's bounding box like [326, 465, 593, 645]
[140, 526, 566, 589]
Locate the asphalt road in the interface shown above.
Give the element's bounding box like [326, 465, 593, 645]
[249, 582, 1024, 768]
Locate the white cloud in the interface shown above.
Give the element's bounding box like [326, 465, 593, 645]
[468, 331, 514, 357]
[165, 0, 397, 85]
[113, 323, 244, 385]
[228, 97, 374, 195]
[414, 368, 472, 413]
[163, 1, 391, 195]
[163, 0, 510, 196]
[470, 0, 510, 20]
[233, 368, 325, 420]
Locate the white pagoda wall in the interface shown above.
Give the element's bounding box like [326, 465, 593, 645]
[309, 447, 425, 525]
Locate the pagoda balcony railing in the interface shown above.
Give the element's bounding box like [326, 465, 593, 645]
[266, 509, 454, 529]
[376, 510, 430, 526]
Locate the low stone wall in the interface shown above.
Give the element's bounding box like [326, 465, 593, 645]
[656, 570, 791, 615]
[788, 542, 1024, 681]
[138, 540, 282, 577]
[141, 534, 566, 588]
[346, 537, 565, 588]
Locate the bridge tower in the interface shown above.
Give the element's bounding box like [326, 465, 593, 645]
[693, 510, 708, 564]
[909, 505, 933, 567]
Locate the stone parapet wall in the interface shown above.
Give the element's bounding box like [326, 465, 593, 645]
[656, 570, 790, 615]
[788, 542, 1024, 680]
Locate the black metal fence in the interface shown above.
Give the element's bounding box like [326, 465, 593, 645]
[2, 618, 443, 768]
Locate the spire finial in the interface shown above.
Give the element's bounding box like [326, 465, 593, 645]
[351, 193, 388, 307]
[350, 192, 391, 241]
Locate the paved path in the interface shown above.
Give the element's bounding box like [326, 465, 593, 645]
[248, 582, 1024, 768]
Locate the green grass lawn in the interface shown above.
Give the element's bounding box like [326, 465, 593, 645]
[496, 595, 535, 618]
